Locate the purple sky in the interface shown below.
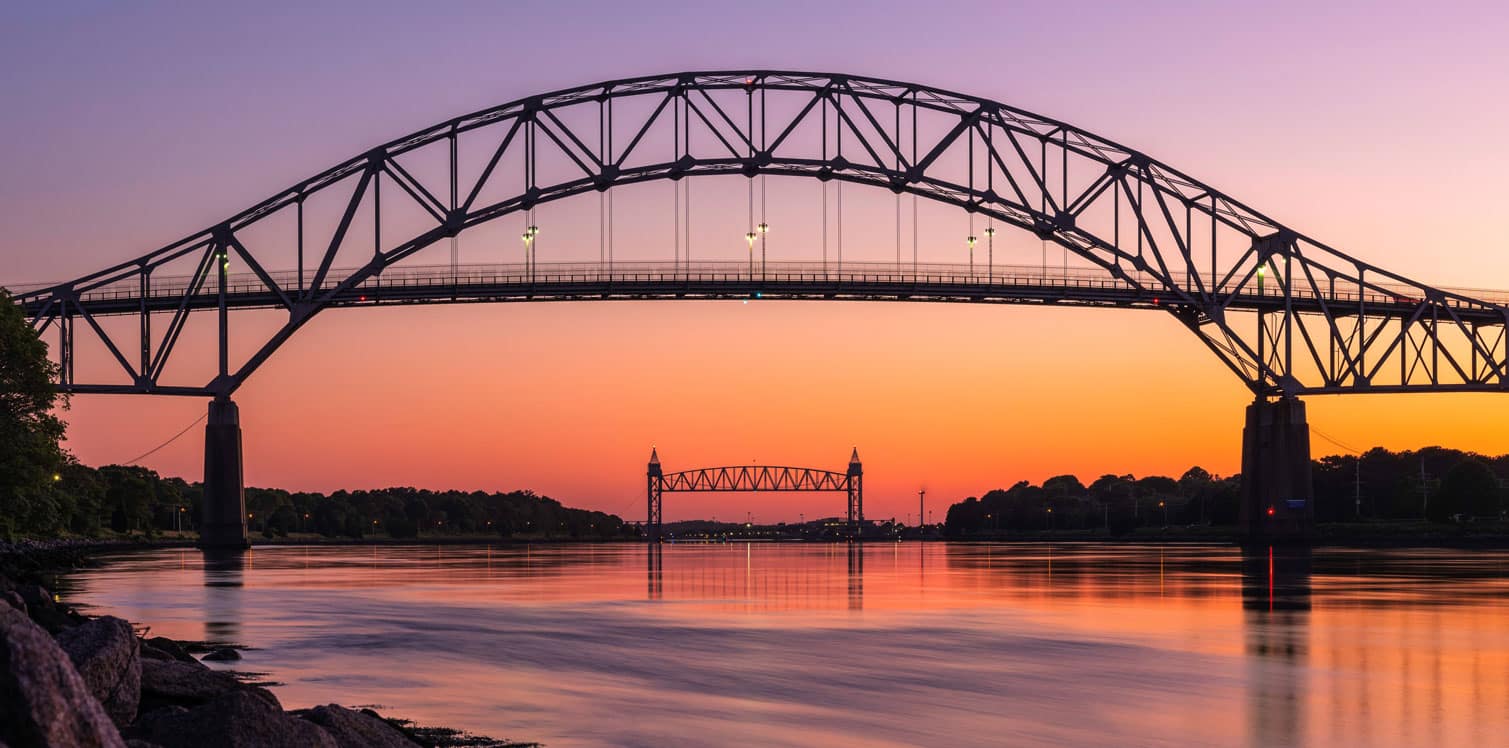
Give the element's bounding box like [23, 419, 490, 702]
[4, 1, 1505, 284]
[3, 2, 1509, 514]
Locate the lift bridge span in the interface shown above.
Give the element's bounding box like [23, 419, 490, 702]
[9, 70, 1508, 546]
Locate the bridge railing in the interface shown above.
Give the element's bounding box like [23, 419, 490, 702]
[11, 259, 1509, 313]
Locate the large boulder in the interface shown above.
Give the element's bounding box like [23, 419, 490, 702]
[0, 604, 125, 747]
[139, 659, 279, 712]
[135, 690, 336, 748]
[301, 704, 420, 748]
[57, 616, 142, 726]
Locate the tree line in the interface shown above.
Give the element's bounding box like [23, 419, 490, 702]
[1, 288, 630, 541]
[2, 458, 631, 541]
[944, 446, 1509, 536]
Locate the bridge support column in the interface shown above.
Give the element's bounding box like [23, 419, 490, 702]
[1239, 397, 1314, 543]
[847, 449, 864, 539]
[646, 448, 663, 542]
[200, 398, 248, 548]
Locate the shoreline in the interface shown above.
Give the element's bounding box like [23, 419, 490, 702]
[0, 540, 531, 748]
[13, 524, 1509, 559]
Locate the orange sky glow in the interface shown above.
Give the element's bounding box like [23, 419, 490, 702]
[7, 3, 1509, 522]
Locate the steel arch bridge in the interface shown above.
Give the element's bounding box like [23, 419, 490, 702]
[9, 69, 1504, 544]
[11, 70, 1509, 399]
[646, 449, 864, 541]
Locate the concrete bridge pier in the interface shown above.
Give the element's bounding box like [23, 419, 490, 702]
[200, 397, 248, 548]
[1239, 396, 1315, 543]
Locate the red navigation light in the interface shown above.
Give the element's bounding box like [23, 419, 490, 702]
[1153, 297, 1160, 305]
[1266, 506, 1275, 516]
[359, 295, 367, 301]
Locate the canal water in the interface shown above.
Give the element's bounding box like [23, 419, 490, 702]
[60, 543, 1509, 747]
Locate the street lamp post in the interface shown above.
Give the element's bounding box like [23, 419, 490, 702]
[984, 226, 996, 282]
[757, 222, 769, 279]
[522, 225, 540, 282]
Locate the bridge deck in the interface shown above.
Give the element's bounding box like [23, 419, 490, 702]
[13, 261, 1508, 321]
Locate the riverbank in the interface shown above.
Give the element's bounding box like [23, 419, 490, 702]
[0, 540, 532, 747]
[939, 520, 1509, 547]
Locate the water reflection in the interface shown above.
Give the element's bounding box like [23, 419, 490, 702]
[1241, 547, 1311, 748]
[201, 548, 247, 645]
[847, 541, 863, 611]
[647, 543, 662, 600]
[61, 543, 1509, 748]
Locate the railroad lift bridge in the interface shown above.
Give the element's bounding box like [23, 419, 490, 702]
[12, 71, 1509, 546]
[645, 447, 864, 541]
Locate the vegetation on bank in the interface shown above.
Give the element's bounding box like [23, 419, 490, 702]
[945, 447, 1509, 536]
[6, 282, 1509, 545]
[5, 462, 634, 542]
[0, 288, 70, 538]
[1, 287, 630, 542]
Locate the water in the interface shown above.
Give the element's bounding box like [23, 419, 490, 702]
[59, 543, 1509, 747]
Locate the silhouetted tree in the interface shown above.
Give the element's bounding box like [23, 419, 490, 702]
[1432, 458, 1501, 522]
[0, 288, 69, 537]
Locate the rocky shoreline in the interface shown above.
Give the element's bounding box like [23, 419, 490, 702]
[0, 540, 527, 747]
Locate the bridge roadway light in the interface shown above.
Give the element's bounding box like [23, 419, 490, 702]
[983, 227, 996, 280]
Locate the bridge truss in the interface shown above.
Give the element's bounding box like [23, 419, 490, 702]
[12, 70, 1509, 398]
[646, 449, 864, 540]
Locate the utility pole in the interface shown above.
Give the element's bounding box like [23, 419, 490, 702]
[1354, 458, 1362, 519]
[1420, 455, 1430, 520]
[918, 489, 926, 529]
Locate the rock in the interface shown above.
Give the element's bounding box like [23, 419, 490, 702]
[301, 704, 421, 748]
[201, 647, 241, 662]
[140, 644, 174, 661]
[136, 690, 337, 748]
[143, 637, 200, 665]
[16, 583, 85, 632]
[57, 615, 142, 726]
[14, 583, 50, 609]
[0, 591, 24, 614]
[0, 604, 125, 747]
[139, 659, 279, 712]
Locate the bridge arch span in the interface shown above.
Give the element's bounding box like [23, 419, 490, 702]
[15, 71, 1508, 547]
[16, 70, 1505, 400]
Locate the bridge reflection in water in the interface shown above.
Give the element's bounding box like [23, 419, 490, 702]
[644, 542, 868, 611]
[200, 547, 249, 647]
[1242, 547, 1311, 748]
[59, 543, 1509, 746]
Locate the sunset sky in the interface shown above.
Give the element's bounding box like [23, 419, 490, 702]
[4, 2, 1508, 522]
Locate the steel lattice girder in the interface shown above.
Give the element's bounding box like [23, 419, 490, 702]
[13, 70, 1509, 397]
[659, 465, 854, 493]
